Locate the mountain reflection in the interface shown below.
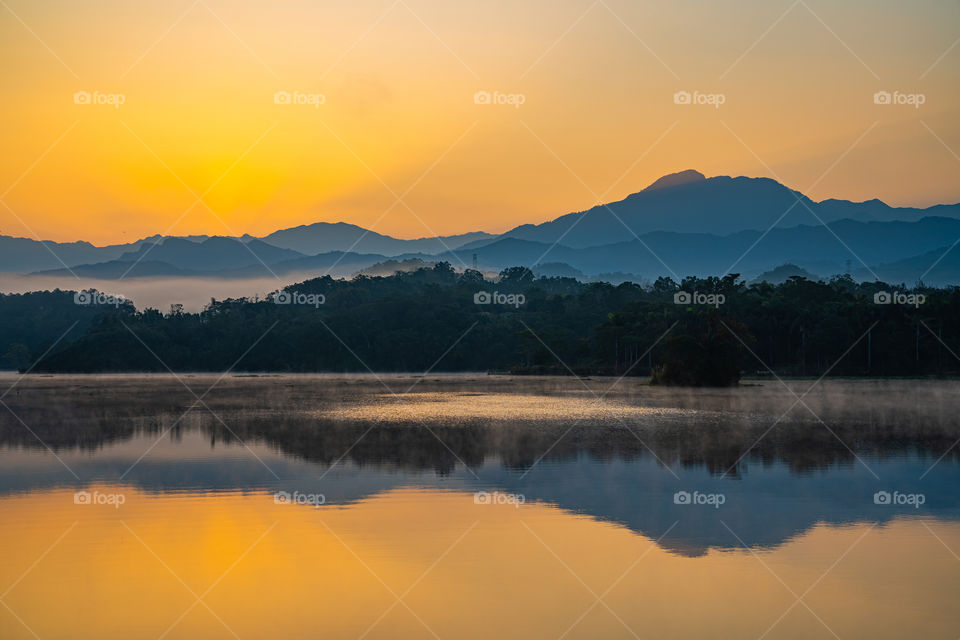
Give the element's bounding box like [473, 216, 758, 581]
[1, 375, 958, 555]
[2, 375, 958, 475]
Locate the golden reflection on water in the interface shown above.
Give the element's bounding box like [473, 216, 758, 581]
[321, 392, 712, 424]
[0, 486, 958, 639]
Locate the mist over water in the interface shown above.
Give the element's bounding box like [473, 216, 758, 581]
[1, 374, 958, 638]
[2, 0, 958, 634]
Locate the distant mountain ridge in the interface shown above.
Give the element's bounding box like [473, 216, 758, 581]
[1, 225, 492, 274]
[641, 169, 706, 192]
[490, 171, 960, 249]
[255, 222, 493, 256]
[430, 216, 960, 285]
[0, 235, 154, 273]
[5, 170, 960, 285]
[116, 237, 304, 271]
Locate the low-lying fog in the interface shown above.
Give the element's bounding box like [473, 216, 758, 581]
[0, 273, 330, 311]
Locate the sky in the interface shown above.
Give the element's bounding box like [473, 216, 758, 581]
[0, 0, 958, 245]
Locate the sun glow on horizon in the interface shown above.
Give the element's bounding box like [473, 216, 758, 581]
[1, 0, 958, 244]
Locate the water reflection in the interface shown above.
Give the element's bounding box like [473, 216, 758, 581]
[0, 374, 958, 556]
[3, 374, 959, 476]
[0, 486, 958, 639]
[2, 375, 960, 637]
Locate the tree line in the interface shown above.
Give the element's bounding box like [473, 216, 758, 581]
[2, 263, 958, 383]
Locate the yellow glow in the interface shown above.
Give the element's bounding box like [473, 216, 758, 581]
[1, 486, 958, 638]
[0, 0, 958, 244]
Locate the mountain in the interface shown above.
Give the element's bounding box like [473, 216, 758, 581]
[33, 215, 960, 282]
[356, 258, 437, 277]
[134, 233, 210, 244]
[433, 217, 960, 280]
[255, 222, 494, 256]
[115, 237, 305, 271]
[218, 250, 393, 278]
[7, 170, 960, 284]
[496, 173, 960, 249]
[33, 260, 197, 279]
[531, 262, 587, 279]
[31, 251, 396, 280]
[751, 264, 822, 284]
[0, 236, 148, 273]
[33, 237, 307, 278]
[861, 245, 960, 286]
[0, 227, 491, 274]
[641, 168, 706, 192]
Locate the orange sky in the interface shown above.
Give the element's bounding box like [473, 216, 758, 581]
[1, 0, 958, 244]
[2, 487, 959, 638]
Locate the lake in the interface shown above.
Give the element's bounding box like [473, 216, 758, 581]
[0, 374, 958, 639]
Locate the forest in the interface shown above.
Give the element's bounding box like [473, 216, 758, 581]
[1, 263, 958, 383]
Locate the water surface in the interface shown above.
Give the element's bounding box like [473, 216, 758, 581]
[0, 374, 958, 639]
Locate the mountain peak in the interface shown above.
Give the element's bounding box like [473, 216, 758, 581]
[642, 169, 707, 192]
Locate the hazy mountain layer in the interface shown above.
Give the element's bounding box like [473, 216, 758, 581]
[6, 172, 960, 285]
[491, 172, 960, 249]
